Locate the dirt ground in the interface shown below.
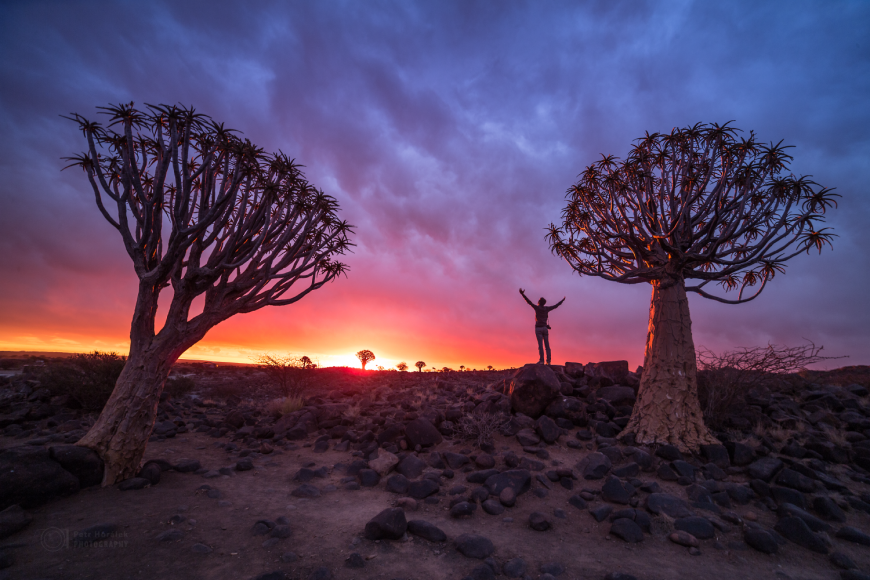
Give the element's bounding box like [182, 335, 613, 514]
[5, 426, 868, 580]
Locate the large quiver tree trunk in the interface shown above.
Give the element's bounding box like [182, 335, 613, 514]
[620, 277, 718, 452]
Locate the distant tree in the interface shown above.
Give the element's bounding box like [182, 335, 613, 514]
[65, 103, 352, 484]
[486, 365, 494, 371]
[254, 354, 317, 398]
[548, 122, 837, 451]
[376, 365, 384, 371]
[459, 365, 465, 372]
[441, 367, 452, 373]
[356, 350, 375, 370]
[415, 361, 426, 372]
[396, 361, 409, 372]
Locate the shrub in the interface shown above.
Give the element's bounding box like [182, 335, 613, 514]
[39, 351, 126, 410]
[266, 396, 305, 417]
[164, 376, 195, 397]
[457, 411, 510, 448]
[253, 353, 318, 397]
[697, 341, 843, 428]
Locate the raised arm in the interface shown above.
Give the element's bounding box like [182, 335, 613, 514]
[519, 288, 535, 307]
[548, 297, 566, 311]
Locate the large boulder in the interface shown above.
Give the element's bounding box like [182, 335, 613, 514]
[0, 504, 32, 539]
[49, 445, 104, 488]
[564, 362, 585, 378]
[596, 386, 636, 405]
[508, 364, 561, 418]
[0, 446, 79, 509]
[585, 361, 630, 385]
[404, 418, 443, 448]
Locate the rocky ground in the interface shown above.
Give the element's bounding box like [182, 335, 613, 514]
[2, 362, 870, 580]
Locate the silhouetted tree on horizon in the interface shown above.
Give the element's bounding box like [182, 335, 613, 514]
[548, 122, 837, 451]
[356, 350, 375, 370]
[415, 361, 426, 372]
[396, 361, 408, 372]
[64, 102, 352, 484]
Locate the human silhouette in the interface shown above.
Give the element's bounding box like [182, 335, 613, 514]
[519, 289, 565, 365]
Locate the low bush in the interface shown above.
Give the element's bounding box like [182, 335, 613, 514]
[266, 396, 305, 417]
[697, 341, 842, 429]
[39, 351, 126, 410]
[457, 411, 509, 448]
[164, 376, 195, 397]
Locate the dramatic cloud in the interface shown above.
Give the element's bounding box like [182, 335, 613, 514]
[1, 0, 868, 369]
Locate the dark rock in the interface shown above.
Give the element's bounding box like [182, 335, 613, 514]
[482, 499, 504, 515]
[408, 478, 440, 499]
[358, 469, 380, 487]
[744, 529, 778, 554]
[646, 493, 694, 518]
[503, 557, 527, 578]
[475, 453, 495, 469]
[836, 526, 870, 546]
[604, 574, 638, 580]
[467, 469, 500, 484]
[0, 504, 32, 539]
[485, 469, 531, 497]
[830, 551, 857, 570]
[308, 567, 332, 580]
[49, 445, 103, 488]
[777, 469, 816, 493]
[290, 484, 320, 498]
[674, 516, 714, 540]
[540, 562, 565, 576]
[585, 361, 629, 385]
[270, 525, 292, 539]
[455, 533, 495, 559]
[386, 474, 410, 494]
[700, 444, 730, 469]
[174, 459, 201, 473]
[726, 442, 755, 466]
[597, 386, 636, 405]
[590, 505, 614, 522]
[535, 415, 561, 444]
[0, 446, 80, 509]
[770, 486, 806, 509]
[657, 463, 679, 481]
[774, 517, 829, 553]
[568, 494, 587, 510]
[444, 452, 471, 469]
[841, 572, 870, 580]
[396, 454, 427, 479]
[655, 444, 683, 462]
[579, 452, 611, 480]
[118, 477, 150, 491]
[612, 463, 639, 478]
[236, 458, 254, 471]
[610, 518, 644, 543]
[528, 511, 551, 531]
[408, 519, 447, 542]
[594, 422, 621, 438]
[468, 564, 496, 580]
[778, 503, 831, 532]
[364, 507, 407, 540]
[669, 530, 699, 547]
[508, 364, 561, 418]
[747, 457, 783, 482]
[344, 552, 365, 568]
[450, 501, 476, 518]
[138, 462, 162, 485]
[813, 496, 846, 522]
[377, 424, 405, 446]
[405, 418, 443, 448]
[251, 520, 275, 536]
[601, 477, 635, 505]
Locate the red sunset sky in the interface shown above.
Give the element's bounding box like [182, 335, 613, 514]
[0, 2, 868, 370]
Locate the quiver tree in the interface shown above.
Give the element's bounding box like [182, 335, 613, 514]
[356, 350, 375, 370]
[64, 103, 353, 484]
[548, 122, 837, 451]
[415, 361, 426, 372]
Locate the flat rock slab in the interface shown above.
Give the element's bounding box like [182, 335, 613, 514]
[774, 516, 829, 554]
[407, 519, 446, 542]
[646, 493, 693, 519]
[485, 469, 531, 497]
[610, 518, 643, 543]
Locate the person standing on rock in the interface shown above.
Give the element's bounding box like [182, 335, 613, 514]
[519, 288, 565, 365]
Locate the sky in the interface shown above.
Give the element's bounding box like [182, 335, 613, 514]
[0, 0, 868, 371]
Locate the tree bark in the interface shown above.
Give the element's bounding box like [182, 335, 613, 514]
[76, 344, 173, 485]
[620, 276, 719, 452]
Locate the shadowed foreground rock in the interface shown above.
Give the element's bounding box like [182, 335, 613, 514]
[364, 507, 407, 540]
[508, 364, 561, 418]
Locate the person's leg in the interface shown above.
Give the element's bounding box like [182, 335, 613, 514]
[543, 330, 551, 365]
[535, 328, 545, 364]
